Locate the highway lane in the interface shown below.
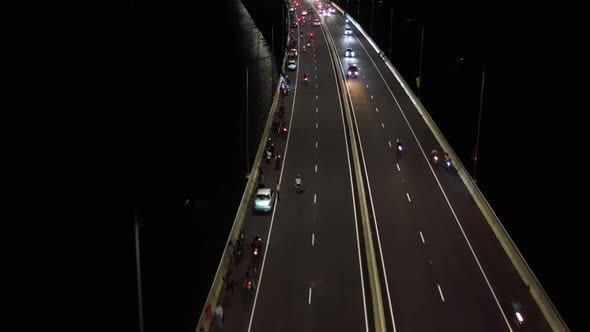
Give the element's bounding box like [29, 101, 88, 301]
[318, 4, 553, 332]
[247, 6, 367, 332]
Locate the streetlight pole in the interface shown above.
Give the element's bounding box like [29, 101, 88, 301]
[370, 0, 374, 36]
[473, 66, 486, 183]
[417, 24, 424, 99]
[357, 0, 360, 21]
[347, 0, 349, 13]
[388, 7, 393, 59]
[246, 65, 250, 176]
[134, 212, 144, 332]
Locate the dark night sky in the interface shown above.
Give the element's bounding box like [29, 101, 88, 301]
[2, 0, 585, 331]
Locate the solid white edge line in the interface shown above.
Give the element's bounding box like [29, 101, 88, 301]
[420, 231, 425, 244]
[326, 14, 396, 332]
[320, 20, 370, 332]
[437, 284, 445, 302]
[247, 20, 303, 332]
[351, 12, 512, 331]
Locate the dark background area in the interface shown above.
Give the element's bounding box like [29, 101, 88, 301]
[2, 0, 585, 331]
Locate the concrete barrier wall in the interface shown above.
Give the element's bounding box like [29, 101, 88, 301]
[195, 19, 291, 332]
[332, 3, 569, 331]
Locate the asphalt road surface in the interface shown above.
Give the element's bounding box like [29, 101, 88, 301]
[219, 1, 553, 331]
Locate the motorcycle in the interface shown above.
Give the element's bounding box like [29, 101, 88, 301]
[265, 149, 272, 164]
[280, 122, 288, 134]
[444, 157, 453, 169]
[251, 235, 263, 257]
[431, 152, 439, 165]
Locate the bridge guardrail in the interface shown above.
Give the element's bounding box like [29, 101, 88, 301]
[332, 3, 570, 331]
[195, 18, 291, 332]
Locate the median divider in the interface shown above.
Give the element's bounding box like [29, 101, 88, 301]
[332, 3, 570, 331]
[320, 8, 386, 331]
[196, 50, 290, 332]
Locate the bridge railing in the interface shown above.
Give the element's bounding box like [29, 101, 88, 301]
[195, 14, 291, 332]
[331, 3, 570, 331]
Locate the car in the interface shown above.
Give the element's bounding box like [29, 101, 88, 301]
[344, 26, 353, 35]
[253, 188, 276, 213]
[313, 18, 321, 26]
[319, 8, 325, 15]
[287, 59, 297, 71]
[289, 48, 298, 57]
[347, 63, 359, 78]
[345, 47, 355, 57]
[329, 7, 335, 13]
[289, 7, 295, 12]
[302, 9, 308, 15]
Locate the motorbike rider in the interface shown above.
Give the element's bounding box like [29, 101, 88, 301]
[396, 137, 403, 150]
[302, 45, 306, 52]
[303, 73, 308, 81]
[295, 174, 303, 188]
[431, 149, 439, 161]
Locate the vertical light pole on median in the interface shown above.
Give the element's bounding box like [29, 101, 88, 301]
[134, 211, 144, 332]
[473, 66, 486, 184]
[417, 24, 424, 99]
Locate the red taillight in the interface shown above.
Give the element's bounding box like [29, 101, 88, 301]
[254, 248, 259, 255]
[247, 280, 252, 287]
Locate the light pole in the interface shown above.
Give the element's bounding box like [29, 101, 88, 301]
[246, 65, 250, 176]
[417, 24, 424, 99]
[347, 0, 349, 13]
[357, 0, 360, 21]
[473, 66, 486, 183]
[134, 211, 144, 332]
[388, 7, 393, 59]
[370, 0, 374, 36]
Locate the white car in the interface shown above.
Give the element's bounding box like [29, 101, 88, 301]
[345, 47, 355, 57]
[289, 48, 298, 57]
[287, 59, 297, 71]
[344, 26, 353, 35]
[329, 7, 335, 13]
[313, 19, 321, 26]
[253, 188, 276, 213]
[302, 9, 308, 15]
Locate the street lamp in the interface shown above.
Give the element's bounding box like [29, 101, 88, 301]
[370, 0, 374, 36]
[473, 66, 486, 183]
[134, 211, 145, 332]
[417, 24, 424, 99]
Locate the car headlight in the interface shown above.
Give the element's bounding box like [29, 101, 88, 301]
[351, 52, 355, 56]
[348, 71, 351, 75]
